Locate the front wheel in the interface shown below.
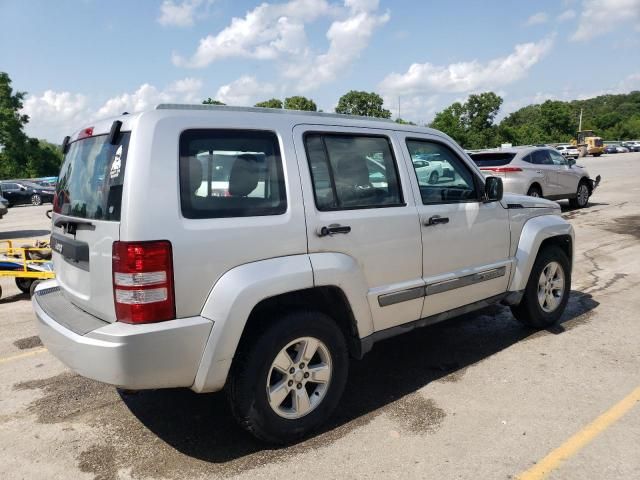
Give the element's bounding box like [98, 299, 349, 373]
[31, 194, 42, 206]
[511, 246, 571, 328]
[527, 185, 542, 198]
[569, 181, 590, 208]
[227, 311, 349, 444]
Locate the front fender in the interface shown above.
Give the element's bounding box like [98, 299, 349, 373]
[192, 255, 314, 392]
[509, 215, 574, 292]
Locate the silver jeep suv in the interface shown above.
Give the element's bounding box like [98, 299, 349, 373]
[470, 147, 601, 208]
[34, 105, 574, 443]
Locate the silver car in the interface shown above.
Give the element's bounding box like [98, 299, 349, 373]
[470, 147, 601, 208]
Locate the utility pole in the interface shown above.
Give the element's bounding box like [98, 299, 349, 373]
[578, 108, 583, 131]
[398, 96, 401, 119]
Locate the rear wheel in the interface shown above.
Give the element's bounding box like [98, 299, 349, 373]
[227, 310, 348, 444]
[569, 181, 590, 208]
[511, 246, 571, 328]
[31, 194, 42, 206]
[15, 278, 33, 294]
[527, 185, 542, 198]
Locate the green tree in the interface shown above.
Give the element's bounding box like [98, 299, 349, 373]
[202, 98, 225, 105]
[335, 90, 391, 118]
[395, 118, 416, 125]
[0, 72, 30, 178]
[0, 72, 63, 179]
[284, 96, 317, 111]
[254, 98, 283, 109]
[430, 92, 502, 149]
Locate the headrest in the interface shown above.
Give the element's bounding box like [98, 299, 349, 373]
[188, 157, 203, 194]
[336, 156, 370, 187]
[228, 154, 259, 197]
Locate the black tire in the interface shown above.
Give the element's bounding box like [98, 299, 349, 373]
[511, 246, 571, 328]
[227, 310, 349, 444]
[31, 194, 42, 206]
[29, 280, 41, 298]
[429, 171, 439, 184]
[0, 284, 2, 300]
[569, 180, 590, 208]
[15, 278, 33, 294]
[527, 185, 542, 198]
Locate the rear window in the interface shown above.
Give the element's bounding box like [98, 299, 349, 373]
[469, 152, 516, 167]
[54, 133, 130, 221]
[179, 129, 287, 219]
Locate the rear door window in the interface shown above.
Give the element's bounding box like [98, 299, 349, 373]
[304, 133, 403, 210]
[55, 133, 130, 220]
[179, 129, 287, 218]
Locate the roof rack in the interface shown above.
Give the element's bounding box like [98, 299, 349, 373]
[156, 103, 398, 124]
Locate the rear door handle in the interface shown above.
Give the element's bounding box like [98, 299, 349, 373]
[317, 224, 351, 237]
[424, 215, 449, 227]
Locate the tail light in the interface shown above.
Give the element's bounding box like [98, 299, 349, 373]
[479, 167, 523, 173]
[112, 241, 175, 324]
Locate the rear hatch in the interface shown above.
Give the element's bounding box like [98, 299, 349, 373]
[51, 127, 130, 322]
[469, 152, 518, 178]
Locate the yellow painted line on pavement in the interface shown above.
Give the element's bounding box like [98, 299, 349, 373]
[517, 385, 640, 480]
[0, 347, 47, 365]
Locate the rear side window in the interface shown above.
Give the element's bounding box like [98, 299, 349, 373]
[469, 152, 516, 167]
[304, 133, 403, 210]
[179, 129, 286, 219]
[530, 150, 552, 165]
[55, 133, 130, 221]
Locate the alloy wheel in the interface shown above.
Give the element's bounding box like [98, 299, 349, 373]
[266, 337, 332, 419]
[537, 261, 565, 313]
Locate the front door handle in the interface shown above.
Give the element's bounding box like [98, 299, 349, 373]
[424, 215, 449, 227]
[317, 224, 351, 237]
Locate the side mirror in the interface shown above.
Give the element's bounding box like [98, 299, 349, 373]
[568, 158, 576, 166]
[20, 186, 26, 191]
[484, 176, 503, 202]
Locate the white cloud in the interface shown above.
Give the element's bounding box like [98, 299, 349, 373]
[525, 12, 549, 25]
[284, 0, 389, 91]
[572, 0, 640, 41]
[172, 0, 333, 67]
[379, 37, 554, 96]
[22, 91, 89, 141]
[172, 0, 388, 91]
[158, 0, 206, 27]
[21, 78, 204, 141]
[557, 9, 577, 21]
[215, 76, 276, 105]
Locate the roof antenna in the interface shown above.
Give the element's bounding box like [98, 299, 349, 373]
[122, 112, 129, 115]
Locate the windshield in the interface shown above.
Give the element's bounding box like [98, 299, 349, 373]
[469, 152, 516, 167]
[54, 133, 130, 221]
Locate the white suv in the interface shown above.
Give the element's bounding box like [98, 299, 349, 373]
[34, 105, 574, 443]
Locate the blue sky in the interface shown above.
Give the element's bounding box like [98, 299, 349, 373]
[1, 0, 639, 141]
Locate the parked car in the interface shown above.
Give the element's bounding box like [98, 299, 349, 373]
[35, 105, 575, 444]
[555, 144, 579, 159]
[0, 197, 8, 219]
[624, 140, 640, 152]
[604, 144, 619, 154]
[615, 145, 630, 153]
[0, 181, 54, 206]
[619, 141, 639, 152]
[469, 146, 600, 208]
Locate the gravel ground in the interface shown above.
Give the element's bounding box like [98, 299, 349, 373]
[0, 153, 639, 480]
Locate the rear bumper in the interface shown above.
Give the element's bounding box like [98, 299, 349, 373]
[33, 281, 213, 390]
